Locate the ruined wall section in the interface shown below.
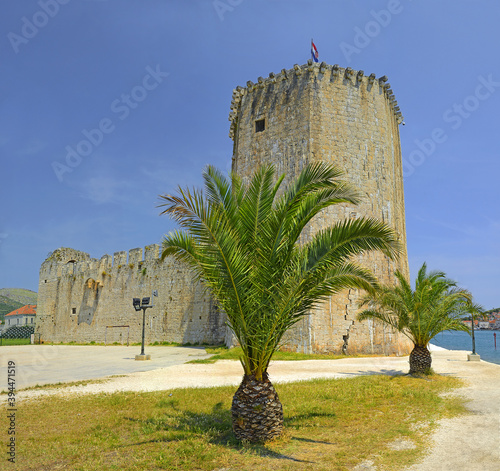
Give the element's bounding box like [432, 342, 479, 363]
[230, 62, 411, 355]
[36, 245, 226, 345]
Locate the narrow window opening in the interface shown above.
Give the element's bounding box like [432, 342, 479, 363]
[72, 308, 76, 315]
[255, 118, 265, 133]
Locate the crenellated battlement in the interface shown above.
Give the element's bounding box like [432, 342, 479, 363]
[228, 60, 403, 140]
[40, 244, 165, 281]
[145, 244, 160, 260]
[36, 242, 227, 345]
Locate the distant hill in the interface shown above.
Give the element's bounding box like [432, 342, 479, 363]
[0, 288, 38, 305]
[0, 288, 38, 323]
[485, 307, 500, 315]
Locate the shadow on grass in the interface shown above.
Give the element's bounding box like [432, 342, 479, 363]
[121, 401, 331, 463]
[285, 410, 336, 427]
[291, 437, 334, 445]
[355, 369, 407, 377]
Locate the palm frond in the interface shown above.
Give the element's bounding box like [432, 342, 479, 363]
[160, 162, 402, 379]
[358, 262, 475, 346]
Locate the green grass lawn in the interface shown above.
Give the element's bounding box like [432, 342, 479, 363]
[6, 374, 466, 470]
[188, 346, 383, 363]
[0, 338, 30, 346]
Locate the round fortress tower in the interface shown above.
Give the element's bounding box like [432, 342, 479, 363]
[229, 60, 411, 355]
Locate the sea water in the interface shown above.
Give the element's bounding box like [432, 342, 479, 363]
[430, 330, 500, 365]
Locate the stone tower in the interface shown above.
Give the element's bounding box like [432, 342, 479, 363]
[229, 61, 411, 355]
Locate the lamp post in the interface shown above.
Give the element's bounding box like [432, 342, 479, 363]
[133, 290, 157, 361]
[471, 317, 477, 354]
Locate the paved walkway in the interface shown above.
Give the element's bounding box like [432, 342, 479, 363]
[1, 345, 499, 470]
[0, 344, 211, 389]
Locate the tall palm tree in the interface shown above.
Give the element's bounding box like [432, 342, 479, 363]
[358, 263, 472, 375]
[159, 162, 400, 442]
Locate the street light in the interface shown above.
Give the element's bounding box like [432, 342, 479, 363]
[133, 291, 157, 361]
[133, 298, 141, 312]
[471, 317, 477, 355]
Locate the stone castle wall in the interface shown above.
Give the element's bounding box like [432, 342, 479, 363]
[35, 246, 226, 345]
[230, 61, 411, 355]
[36, 61, 412, 356]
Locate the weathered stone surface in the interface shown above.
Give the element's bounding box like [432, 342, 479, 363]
[37, 62, 412, 356]
[231, 62, 411, 355]
[36, 246, 226, 345]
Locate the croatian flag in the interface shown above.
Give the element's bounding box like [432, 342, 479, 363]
[311, 40, 319, 62]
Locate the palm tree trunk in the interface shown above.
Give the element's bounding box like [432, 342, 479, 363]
[231, 372, 283, 442]
[409, 344, 432, 375]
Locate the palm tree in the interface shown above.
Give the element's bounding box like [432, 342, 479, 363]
[358, 263, 472, 375]
[465, 302, 486, 356]
[159, 162, 400, 442]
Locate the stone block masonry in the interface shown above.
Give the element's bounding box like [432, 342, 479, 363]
[36, 246, 226, 345]
[231, 61, 411, 355]
[37, 61, 412, 355]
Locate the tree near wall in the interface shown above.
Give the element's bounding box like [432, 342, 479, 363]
[159, 162, 400, 442]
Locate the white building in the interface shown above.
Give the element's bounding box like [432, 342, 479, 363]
[5, 305, 36, 327]
[478, 321, 490, 330]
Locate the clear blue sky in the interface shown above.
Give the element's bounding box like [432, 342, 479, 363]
[1, 1, 499, 309]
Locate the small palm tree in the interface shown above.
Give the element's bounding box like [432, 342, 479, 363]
[159, 162, 400, 442]
[466, 302, 486, 356]
[358, 263, 472, 375]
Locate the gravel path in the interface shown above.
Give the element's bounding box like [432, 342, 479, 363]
[405, 350, 500, 471]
